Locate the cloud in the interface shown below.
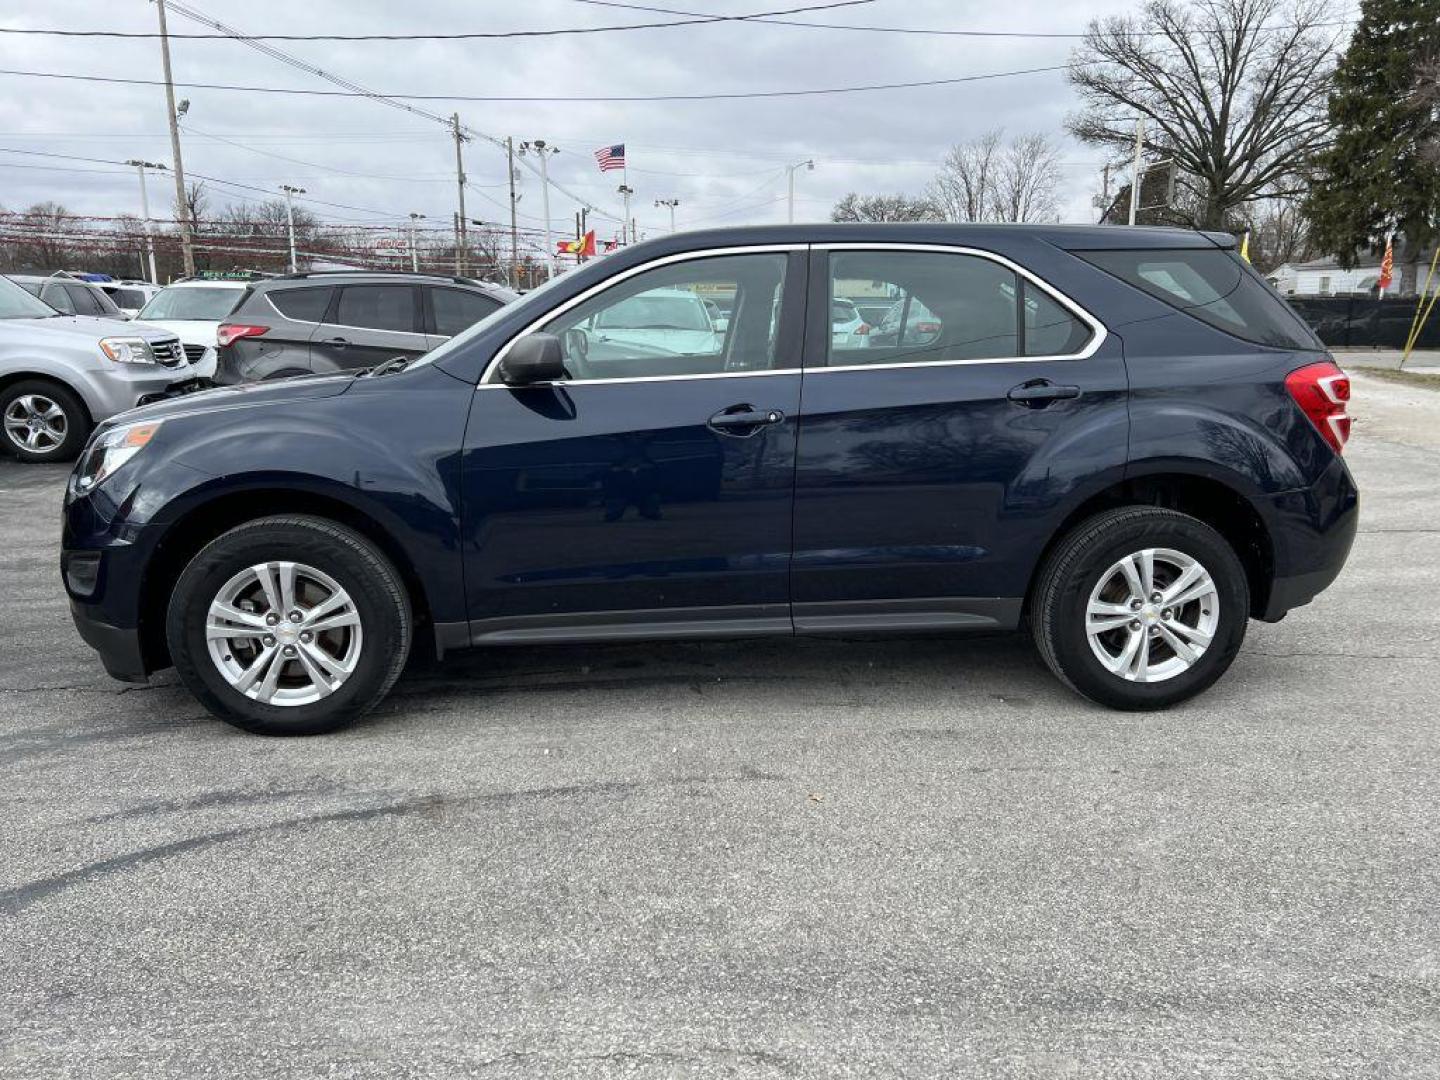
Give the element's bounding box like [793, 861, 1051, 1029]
[0, 0, 1133, 245]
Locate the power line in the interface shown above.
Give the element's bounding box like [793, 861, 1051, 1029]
[0, 1, 873, 40]
[0, 62, 1072, 102]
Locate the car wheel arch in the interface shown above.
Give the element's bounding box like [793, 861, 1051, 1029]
[0, 369, 97, 427]
[137, 485, 436, 673]
[1022, 469, 1276, 621]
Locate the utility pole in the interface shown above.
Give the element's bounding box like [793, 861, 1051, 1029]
[655, 197, 680, 234]
[126, 159, 165, 284]
[408, 212, 425, 273]
[785, 159, 814, 224]
[281, 184, 305, 273]
[451, 114, 469, 276]
[1127, 117, 1145, 227]
[506, 137, 520, 289]
[521, 140, 560, 280]
[154, 1, 195, 277]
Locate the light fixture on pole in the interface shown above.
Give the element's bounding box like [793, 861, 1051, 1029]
[786, 160, 814, 224]
[520, 140, 560, 279]
[408, 212, 426, 273]
[654, 198, 680, 234]
[125, 159, 166, 285]
[280, 185, 306, 273]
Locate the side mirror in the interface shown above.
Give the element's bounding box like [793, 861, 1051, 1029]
[499, 333, 567, 386]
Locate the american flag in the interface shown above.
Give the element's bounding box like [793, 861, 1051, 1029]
[594, 144, 626, 172]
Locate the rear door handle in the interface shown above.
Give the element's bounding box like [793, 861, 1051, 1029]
[323, 337, 350, 348]
[1008, 380, 1081, 406]
[707, 404, 785, 436]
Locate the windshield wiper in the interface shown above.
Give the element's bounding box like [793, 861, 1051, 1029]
[366, 356, 413, 377]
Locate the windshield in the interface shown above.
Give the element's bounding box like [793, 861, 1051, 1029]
[0, 276, 60, 320]
[139, 286, 245, 321]
[409, 271, 571, 372]
[596, 294, 709, 331]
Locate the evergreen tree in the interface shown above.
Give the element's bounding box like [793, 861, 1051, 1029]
[1305, 0, 1440, 292]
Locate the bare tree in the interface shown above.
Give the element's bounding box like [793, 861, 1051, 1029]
[830, 193, 943, 223]
[929, 129, 1005, 222]
[1244, 195, 1314, 272]
[929, 130, 1064, 223]
[1067, 0, 1343, 229]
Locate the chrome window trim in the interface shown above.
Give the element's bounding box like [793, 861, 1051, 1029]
[477, 244, 806, 387]
[814, 242, 1107, 372]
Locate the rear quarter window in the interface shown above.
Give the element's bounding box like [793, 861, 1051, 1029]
[1078, 247, 1321, 350]
[267, 286, 334, 323]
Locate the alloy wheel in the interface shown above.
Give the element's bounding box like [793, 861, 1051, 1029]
[1085, 547, 1219, 683]
[205, 561, 363, 706]
[3, 394, 67, 454]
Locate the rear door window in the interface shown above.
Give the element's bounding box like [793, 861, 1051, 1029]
[334, 284, 418, 333]
[430, 287, 501, 336]
[1078, 247, 1322, 350]
[268, 286, 334, 324]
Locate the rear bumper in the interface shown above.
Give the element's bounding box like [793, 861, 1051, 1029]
[69, 599, 148, 683]
[1258, 454, 1359, 621]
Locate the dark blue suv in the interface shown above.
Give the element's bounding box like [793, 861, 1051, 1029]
[61, 225, 1357, 734]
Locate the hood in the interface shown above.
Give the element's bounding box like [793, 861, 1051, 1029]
[132, 319, 219, 347]
[115, 372, 357, 426]
[4, 314, 177, 341]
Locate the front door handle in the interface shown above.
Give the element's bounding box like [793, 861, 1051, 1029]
[707, 404, 785, 436]
[1008, 380, 1081, 407]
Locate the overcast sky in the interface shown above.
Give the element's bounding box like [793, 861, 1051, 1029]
[0, 0, 1141, 247]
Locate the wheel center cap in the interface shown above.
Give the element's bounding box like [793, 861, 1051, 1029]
[276, 624, 300, 645]
[1141, 605, 1160, 623]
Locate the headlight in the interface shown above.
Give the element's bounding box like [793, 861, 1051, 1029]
[73, 420, 163, 493]
[98, 337, 156, 364]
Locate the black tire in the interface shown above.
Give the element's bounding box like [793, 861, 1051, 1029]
[167, 515, 412, 735]
[1030, 506, 1250, 711]
[0, 379, 90, 463]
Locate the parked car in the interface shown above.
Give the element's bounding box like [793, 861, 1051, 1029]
[11, 273, 131, 322]
[0, 274, 200, 462]
[569, 286, 722, 368]
[829, 297, 869, 347]
[99, 281, 161, 319]
[213, 271, 517, 383]
[866, 295, 944, 349]
[136, 278, 251, 380]
[63, 223, 1356, 735]
[850, 298, 897, 327]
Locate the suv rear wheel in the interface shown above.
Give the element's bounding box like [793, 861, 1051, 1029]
[167, 515, 412, 735]
[1031, 507, 1249, 710]
[1, 379, 90, 462]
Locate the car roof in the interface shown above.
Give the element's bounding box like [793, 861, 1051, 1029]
[613, 222, 1233, 254]
[160, 279, 251, 289]
[252, 271, 517, 298]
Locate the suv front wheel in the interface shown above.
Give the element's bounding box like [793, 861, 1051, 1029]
[167, 516, 412, 735]
[1031, 506, 1250, 710]
[1, 379, 90, 462]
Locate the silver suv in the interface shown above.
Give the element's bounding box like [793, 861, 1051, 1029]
[0, 274, 200, 462]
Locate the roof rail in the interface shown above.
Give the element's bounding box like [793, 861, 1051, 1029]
[272, 269, 494, 287]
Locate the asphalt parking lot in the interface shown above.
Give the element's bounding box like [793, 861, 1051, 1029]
[2, 373, 1437, 1079]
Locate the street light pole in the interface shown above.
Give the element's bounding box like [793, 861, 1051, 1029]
[408, 212, 425, 272]
[1128, 117, 1145, 227]
[786, 159, 814, 224]
[281, 184, 305, 273]
[126, 159, 165, 284]
[654, 198, 680, 234]
[154, 0, 195, 277]
[521, 140, 560, 279]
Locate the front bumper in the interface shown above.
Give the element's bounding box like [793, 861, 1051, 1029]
[68, 599, 148, 683]
[87, 364, 203, 420]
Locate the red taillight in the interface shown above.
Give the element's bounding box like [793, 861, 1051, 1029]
[216, 323, 268, 348]
[1285, 362, 1351, 453]
[855, 323, 870, 336]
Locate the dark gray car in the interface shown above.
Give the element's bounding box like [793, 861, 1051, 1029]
[213, 271, 517, 383]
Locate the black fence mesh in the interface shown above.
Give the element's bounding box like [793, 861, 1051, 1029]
[1286, 296, 1440, 349]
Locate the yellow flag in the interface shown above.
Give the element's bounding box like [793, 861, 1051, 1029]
[1240, 231, 1251, 263]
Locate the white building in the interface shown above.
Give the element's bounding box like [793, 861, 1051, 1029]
[1268, 257, 1382, 297]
